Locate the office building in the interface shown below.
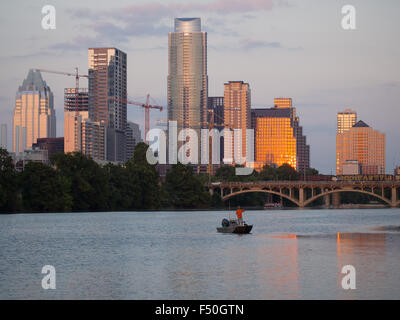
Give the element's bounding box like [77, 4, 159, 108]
[337, 109, 357, 134]
[251, 100, 310, 171]
[274, 98, 292, 109]
[1, 124, 7, 149]
[64, 88, 89, 153]
[32, 137, 64, 160]
[207, 96, 224, 162]
[342, 160, 361, 175]
[223, 81, 251, 164]
[336, 120, 385, 175]
[13, 69, 56, 153]
[88, 48, 127, 162]
[126, 121, 142, 160]
[81, 119, 106, 161]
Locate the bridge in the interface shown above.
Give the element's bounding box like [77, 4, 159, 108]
[207, 180, 400, 208]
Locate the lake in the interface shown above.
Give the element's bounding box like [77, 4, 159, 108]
[0, 208, 400, 299]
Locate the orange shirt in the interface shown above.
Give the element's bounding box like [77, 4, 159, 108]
[236, 209, 244, 219]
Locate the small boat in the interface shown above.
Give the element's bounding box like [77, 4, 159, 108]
[264, 202, 283, 210]
[217, 218, 253, 234]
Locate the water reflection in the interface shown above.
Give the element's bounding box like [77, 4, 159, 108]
[336, 232, 386, 299]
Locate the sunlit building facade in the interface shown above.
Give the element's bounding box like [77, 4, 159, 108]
[64, 88, 89, 153]
[274, 98, 292, 109]
[336, 120, 385, 175]
[251, 100, 310, 171]
[337, 109, 357, 134]
[13, 70, 56, 153]
[223, 81, 251, 164]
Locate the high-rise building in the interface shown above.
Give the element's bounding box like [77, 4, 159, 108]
[81, 119, 106, 162]
[337, 109, 357, 134]
[168, 18, 208, 134]
[13, 70, 56, 153]
[1, 124, 7, 149]
[207, 97, 224, 129]
[336, 120, 385, 175]
[88, 48, 127, 162]
[126, 121, 142, 160]
[64, 88, 89, 153]
[207, 96, 224, 162]
[274, 98, 292, 109]
[251, 100, 310, 171]
[223, 81, 251, 164]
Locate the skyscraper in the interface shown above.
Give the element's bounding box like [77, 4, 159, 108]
[64, 88, 89, 153]
[1, 124, 7, 150]
[168, 18, 208, 133]
[274, 98, 292, 109]
[126, 121, 142, 160]
[223, 81, 251, 164]
[337, 109, 357, 134]
[88, 48, 127, 162]
[251, 99, 310, 171]
[208, 96, 224, 162]
[13, 70, 56, 153]
[336, 120, 385, 175]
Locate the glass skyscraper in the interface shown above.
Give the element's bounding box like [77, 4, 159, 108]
[13, 70, 56, 153]
[168, 18, 208, 133]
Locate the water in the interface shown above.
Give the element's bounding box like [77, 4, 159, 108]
[0, 209, 400, 299]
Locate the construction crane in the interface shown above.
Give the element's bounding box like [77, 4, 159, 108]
[32, 67, 89, 117]
[109, 94, 163, 144]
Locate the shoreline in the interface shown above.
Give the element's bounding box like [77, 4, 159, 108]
[0, 205, 397, 215]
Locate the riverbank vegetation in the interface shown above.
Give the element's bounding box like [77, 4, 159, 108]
[0, 145, 382, 213]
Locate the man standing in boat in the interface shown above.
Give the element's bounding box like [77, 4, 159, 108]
[236, 206, 244, 225]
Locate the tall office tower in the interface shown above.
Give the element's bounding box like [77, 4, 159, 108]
[126, 121, 142, 160]
[274, 98, 292, 109]
[1, 124, 7, 149]
[336, 120, 385, 175]
[207, 97, 224, 162]
[251, 100, 310, 171]
[13, 70, 56, 153]
[337, 109, 357, 133]
[88, 48, 127, 162]
[223, 81, 251, 164]
[168, 17, 208, 159]
[207, 97, 224, 129]
[64, 88, 89, 153]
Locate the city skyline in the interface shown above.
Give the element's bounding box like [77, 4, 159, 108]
[0, 0, 399, 173]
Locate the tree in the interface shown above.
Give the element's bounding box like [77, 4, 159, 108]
[51, 152, 109, 211]
[259, 163, 299, 181]
[104, 163, 141, 211]
[0, 148, 18, 212]
[126, 142, 161, 210]
[163, 163, 211, 209]
[21, 161, 72, 212]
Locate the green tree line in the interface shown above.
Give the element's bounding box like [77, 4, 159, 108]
[2, 144, 373, 213]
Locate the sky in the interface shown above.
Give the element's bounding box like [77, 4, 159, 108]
[0, 0, 399, 173]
